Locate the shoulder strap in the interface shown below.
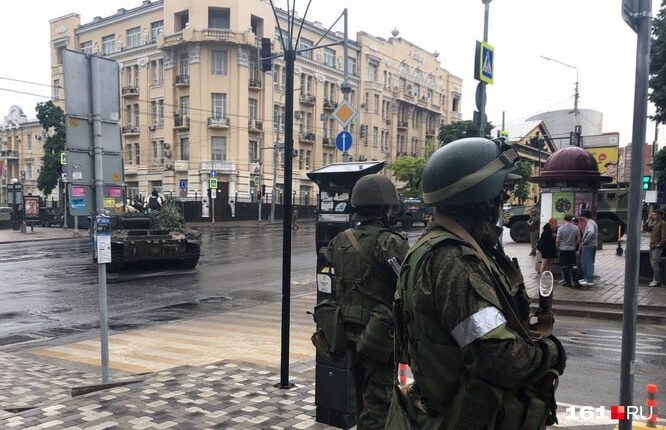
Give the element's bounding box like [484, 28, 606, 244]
[344, 228, 375, 267]
[434, 213, 533, 342]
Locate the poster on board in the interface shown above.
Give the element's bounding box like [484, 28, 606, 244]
[552, 192, 574, 223]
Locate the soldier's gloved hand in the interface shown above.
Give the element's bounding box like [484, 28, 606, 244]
[531, 310, 555, 336]
[547, 334, 567, 375]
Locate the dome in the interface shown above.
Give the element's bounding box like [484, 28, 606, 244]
[531, 146, 612, 185]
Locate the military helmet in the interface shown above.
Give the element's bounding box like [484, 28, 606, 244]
[351, 174, 399, 207]
[422, 137, 518, 207]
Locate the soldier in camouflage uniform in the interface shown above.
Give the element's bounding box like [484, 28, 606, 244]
[387, 138, 566, 430]
[325, 174, 409, 430]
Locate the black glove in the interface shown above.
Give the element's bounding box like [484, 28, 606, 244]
[547, 334, 567, 375]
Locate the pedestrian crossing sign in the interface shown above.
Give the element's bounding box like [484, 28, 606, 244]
[209, 178, 218, 190]
[474, 41, 494, 85]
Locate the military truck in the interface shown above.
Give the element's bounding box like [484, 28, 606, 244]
[503, 188, 628, 243]
[107, 199, 201, 272]
[389, 197, 432, 227]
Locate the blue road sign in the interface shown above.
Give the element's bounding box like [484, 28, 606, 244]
[179, 180, 187, 190]
[210, 170, 217, 178]
[336, 131, 352, 152]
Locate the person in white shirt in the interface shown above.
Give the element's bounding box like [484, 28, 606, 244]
[579, 210, 598, 286]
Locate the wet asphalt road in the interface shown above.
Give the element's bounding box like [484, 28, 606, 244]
[1, 223, 665, 428]
[0, 222, 322, 340]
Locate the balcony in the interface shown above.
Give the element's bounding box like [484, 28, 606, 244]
[249, 79, 262, 90]
[122, 125, 140, 136]
[322, 137, 334, 147]
[0, 150, 19, 159]
[299, 132, 315, 143]
[299, 93, 316, 105]
[124, 165, 139, 175]
[397, 121, 409, 130]
[403, 89, 415, 99]
[208, 116, 230, 129]
[425, 129, 437, 137]
[175, 75, 190, 86]
[200, 160, 236, 174]
[174, 114, 190, 130]
[322, 99, 336, 111]
[122, 85, 139, 97]
[248, 120, 263, 133]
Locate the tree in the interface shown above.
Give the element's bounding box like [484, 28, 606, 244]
[650, 0, 666, 124]
[387, 156, 427, 198]
[652, 147, 666, 183]
[438, 120, 494, 146]
[35, 101, 66, 197]
[512, 161, 533, 205]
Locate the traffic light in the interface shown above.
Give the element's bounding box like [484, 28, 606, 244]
[642, 175, 651, 190]
[260, 38, 272, 72]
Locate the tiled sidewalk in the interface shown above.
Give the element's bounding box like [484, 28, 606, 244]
[0, 227, 84, 244]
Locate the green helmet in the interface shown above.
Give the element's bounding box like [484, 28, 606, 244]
[422, 137, 518, 207]
[351, 174, 399, 207]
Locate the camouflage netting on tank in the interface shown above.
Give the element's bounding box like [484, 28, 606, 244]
[149, 198, 185, 230]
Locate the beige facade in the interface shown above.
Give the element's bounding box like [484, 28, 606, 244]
[49, 0, 463, 205]
[0, 106, 50, 205]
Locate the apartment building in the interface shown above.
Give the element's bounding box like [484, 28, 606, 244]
[0, 106, 49, 205]
[49, 0, 463, 205]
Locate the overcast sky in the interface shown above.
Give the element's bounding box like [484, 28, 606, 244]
[0, 0, 661, 146]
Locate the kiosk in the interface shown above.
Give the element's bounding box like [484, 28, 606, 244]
[306, 161, 385, 429]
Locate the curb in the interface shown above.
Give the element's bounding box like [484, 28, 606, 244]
[0, 235, 87, 245]
[545, 299, 666, 324]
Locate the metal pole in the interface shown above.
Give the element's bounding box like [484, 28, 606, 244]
[619, 0, 651, 428]
[279, 48, 295, 389]
[211, 191, 215, 224]
[341, 8, 351, 162]
[258, 162, 262, 221]
[271, 144, 277, 222]
[91, 57, 110, 384]
[479, 0, 491, 137]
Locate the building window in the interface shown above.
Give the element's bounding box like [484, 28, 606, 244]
[180, 96, 189, 116]
[126, 182, 139, 199]
[102, 35, 115, 55]
[348, 57, 357, 76]
[374, 95, 379, 114]
[180, 137, 190, 161]
[158, 100, 164, 125]
[26, 162, 33, 180]
[373, 127, 379, 147]
[212, 136, 226, 161]
[151, 59, 164, 85]
[298, 38, 313, 59]
[127, 143, 133, 165]
[298, 150, 304, 170]
[324, 48, 336, 68]
[275, 28, 290, 48]
[209, 7, 230, 29]
[248, 98, 258, 121]
[151, 101, 158, 125]
[80, 41, 92, 54]
[126, 27, 141, 48]
[152, 140, 162, 165]
[364, 93, 369, 112]
[135, 143, 140, 165]
[150, 180, 162, 194]
[180, 54, 189, 76]
[273, 104, 285, 131]
[452, 96, 459, 112]
[27, 134, 32, 150]
[175, 10, 189, 31]
[212, 51, 228, 75]
[150, 20, 164, 41]
[249, 140, 258, 162]
[53, 79, 61, 100]
[305, 150, 311, 170]
[134, 103, 140, 127]
[368, 61, 378, 82]
[211, 93, 226, 119]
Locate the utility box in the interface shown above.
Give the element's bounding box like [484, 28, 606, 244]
[307, 161, 385, 429]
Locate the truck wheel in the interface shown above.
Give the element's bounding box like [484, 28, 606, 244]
[509, 220, 530, 243]
[180, 243, 200, 269]
[598, 218, 619, 242]
[402, 215, 413, 228]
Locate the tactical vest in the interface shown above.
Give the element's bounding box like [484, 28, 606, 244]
[394, 225, 537, 429]
[330, 226, 398, 328]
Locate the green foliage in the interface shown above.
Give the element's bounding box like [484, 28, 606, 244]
[387, 156, 427, 198]
[149, 198, 185, 230]
[438, 120, 494, 146]
[35, 101, 66, 197]
[512, 161, 533, 205]
[652, 147, 666, 183]
[650, 0, 666, 124]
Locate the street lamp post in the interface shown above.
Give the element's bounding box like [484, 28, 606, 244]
[541, 55, 581, 145]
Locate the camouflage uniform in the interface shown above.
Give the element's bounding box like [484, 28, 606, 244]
[528, 207, 540, 255]
[326, 220, 408, 430]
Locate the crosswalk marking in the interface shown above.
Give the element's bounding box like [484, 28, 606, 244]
[30, 293, 319, 374]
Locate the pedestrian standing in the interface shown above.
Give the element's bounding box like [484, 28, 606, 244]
[649, 209, 666, 287]
[291, 208, 300, 232]
[325, 174, 409, 429]
[556, 213, 582, 288]
[537, 217, 558, 273]
[579, 210, 598, 286]
[644, 210, 659, 232]
[528, 206, 540, 256]
[387, 138, 565, 429]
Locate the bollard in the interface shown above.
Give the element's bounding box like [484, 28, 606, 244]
[398, 363, 408, 385]
[647, 383, 658, 428]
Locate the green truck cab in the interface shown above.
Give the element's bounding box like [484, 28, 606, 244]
[503, 188, 627, 243]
